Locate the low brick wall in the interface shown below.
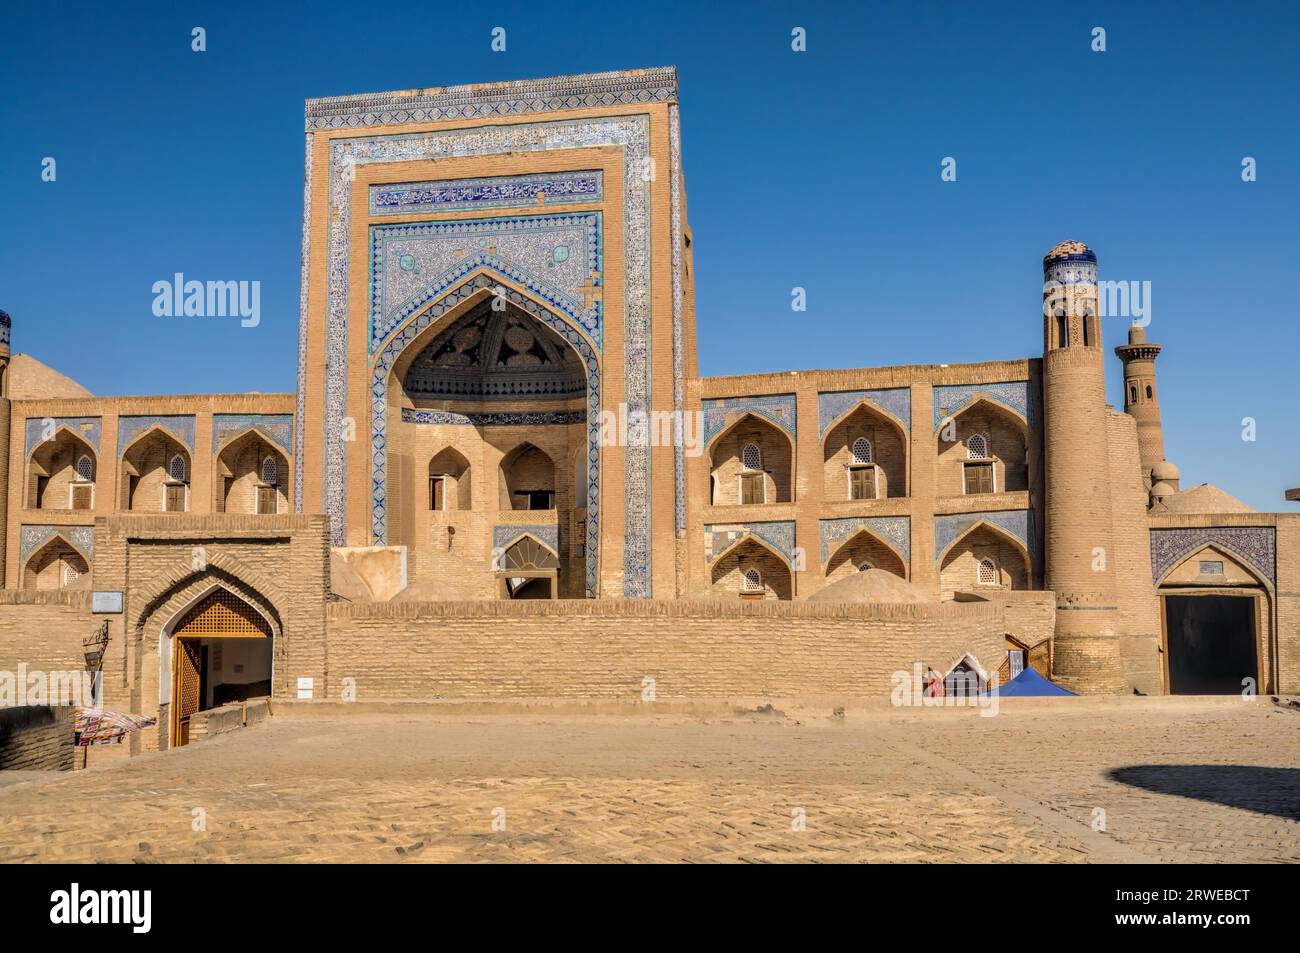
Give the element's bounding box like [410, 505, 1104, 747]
[321, 599, 1005, 702]
[0, 590, 94, 677]
[0, 705, 75, 770]
[188, 697, 273, 743]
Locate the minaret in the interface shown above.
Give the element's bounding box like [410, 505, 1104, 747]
[1114, 324, 1167, 491]
[0, 309, 11, 587]
[1041, 242, 1127, 693]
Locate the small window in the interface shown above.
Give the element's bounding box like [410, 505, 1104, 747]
[740, 568, 762, 593]
[857, 562, 872, 573]
[977, 557, 998, 586]
[1199, 560, 1224, 576]
[513, 490, 554, 511]
[849, 466, 876, 501]
[430, 476, 445, 511]
[62, 562, 80, 588]
[70, 484, 93, 511]
[260, 456, 277, 486]
[1082, 315, 1091, 346]
[1129, 385, 1138, 403]
[1056, 314, 1068, 348]
[739, 472, 765, 505]
[851, 437, 872, 465]
[1146, 385, 1153, 399]
[1008, 649, 1025, 678]
[967, 434, 989, 459]
[75, 454, 94, 482]
[741, 443, 762, 472]
[964, 462, 994, 495]
[168, 454, 187, 483]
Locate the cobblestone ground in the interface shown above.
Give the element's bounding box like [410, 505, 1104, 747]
[0, 697, 1296, 863]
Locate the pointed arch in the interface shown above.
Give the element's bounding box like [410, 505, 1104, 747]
[26, 427, 98, 510]
[1156, 542, 1273, 591]
[938, 397, 1029, 496]
[824, 528, 908, 581]
[428, 446, 472, 511]
[215, 427, 290, 515]
[131, 550, 289, 636]
[120, 425, 193, 512]
[370, 274, 602, 596]
[938, 520, 1031, 595]
[822, 401, 909, 500]
[22, 534, 91, 590]
[936, 518, 1032, 569]
[707, 412, 795, 506]
[709, 535, 793, 600]
[499, 442, 557, 511]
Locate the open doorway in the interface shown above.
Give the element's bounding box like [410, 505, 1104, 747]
[1164, 595, 1257, 695]
[169, 589, 274, 747]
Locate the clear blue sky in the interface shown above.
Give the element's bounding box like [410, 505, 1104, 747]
[1, 1, 1296, 509]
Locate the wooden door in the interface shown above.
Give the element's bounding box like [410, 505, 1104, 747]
[173, 638, 202, 747]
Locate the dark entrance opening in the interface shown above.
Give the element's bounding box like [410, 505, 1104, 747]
[1165, 595, 1257, 695]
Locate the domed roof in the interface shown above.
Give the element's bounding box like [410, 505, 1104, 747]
[1043, 240, 1096, 263]
[1151, 459, 1180, 481]
[1156, 483, 1254, 515]
[1150, 480, 1176, 499]
[808, 568, 932, 604]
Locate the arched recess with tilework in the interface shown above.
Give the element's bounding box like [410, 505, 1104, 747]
[824, 528, 908, 583]
[937, 397, 1029, 496]
[706, 413, 795, 506]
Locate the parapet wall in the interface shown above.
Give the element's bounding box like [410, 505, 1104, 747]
[321, 599, 1006, 702]
[0, 589, 93, 678]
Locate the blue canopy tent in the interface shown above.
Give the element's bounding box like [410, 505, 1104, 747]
[986, 667, 1075, 697]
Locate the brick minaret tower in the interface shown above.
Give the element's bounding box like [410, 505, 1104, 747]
[1114, 324, 1166, 490]
[1041, 242, 1127, 693]
[0, 309, 11, 586]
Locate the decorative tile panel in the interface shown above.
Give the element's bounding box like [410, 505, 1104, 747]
[20, 524, 94, 563]
[368, 212, 602, 354]
[704, 521, 797, 566]
[493, 524, 559, 556]
[25, 417, 102, 458]
[316, 113, 652, 598]
[669, 104, 686, 536]
[402, 408, 585, 426]
[294, 131, 313, 514]
[935, 509, 1035, 565]
[818, 389, 911, 438]
[370, 171, 602, 215]
[702, 394, 797, 446]
[304, 68, 677, 130]
[1150, 526, 1276, 586]
[116, 415, 196, 456]
[933, 381, 1033, 429]
[213, 414, 293, 455]
[819, 516, 911, 565]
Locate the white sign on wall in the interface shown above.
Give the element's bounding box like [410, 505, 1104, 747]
[296, 677, 314, 700]
[91, 591, 124, 614]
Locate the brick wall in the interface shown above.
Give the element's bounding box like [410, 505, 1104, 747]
[0, 705, 76, 770]
[0, 589, 93, 676]
[320, 599, 1005, 701]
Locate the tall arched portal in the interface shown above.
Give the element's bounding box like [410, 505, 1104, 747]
[385, 296, 594, 599]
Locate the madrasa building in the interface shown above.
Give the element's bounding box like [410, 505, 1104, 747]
[1, 68, 1296, 753]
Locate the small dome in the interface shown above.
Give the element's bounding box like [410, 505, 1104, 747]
[1043, 240, 1096, 264]
[1150, 480, 1176, 499]
[1151, 459, 1180, 481]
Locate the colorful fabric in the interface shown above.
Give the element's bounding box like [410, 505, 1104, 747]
[73, 708, 156, 746]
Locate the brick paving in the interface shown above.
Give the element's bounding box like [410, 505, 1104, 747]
[0, 697, 1295, 863]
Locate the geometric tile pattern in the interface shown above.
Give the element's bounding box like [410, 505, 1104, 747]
[704, 521, 797, 566]
[368, 212, 602, 354]
[702, 394, 797, 446]
[369, 170, 602, 215]
[212, 414, 293, 455]
[818, 388, 911, 438]
[116, 415, 196, 457]
[20, 524, 94, 564]
[24, 417, 101, 458]
[492, 524, 560, 557]
[669, 104, 686, 535]
[1149, 526, 1276, 586]
[934, 509, 1034, 566]
[932, 381, 1033, 430]
[401, 408, 586, 427]
[819, 516, 911, 565]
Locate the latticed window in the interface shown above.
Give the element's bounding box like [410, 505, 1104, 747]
[62, 561, 79, 587]
[857, 562, 872, 573]
[75, 454, 94, 482]
[741, 443, 762, 472]
[967, 433, 989, 459]
[168, 454, 187, 482]
[741, 568, 763, 593]
[851, 437, 872, 465]
[260, 456, 277, 486]
[977, 557, 998, 586]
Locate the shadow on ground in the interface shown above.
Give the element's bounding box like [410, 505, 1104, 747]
[1108, 765, 1300, 821]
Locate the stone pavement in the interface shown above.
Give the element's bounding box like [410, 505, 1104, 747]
[0, 697, 1295, 863]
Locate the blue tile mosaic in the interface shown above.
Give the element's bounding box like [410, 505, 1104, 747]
[702, 395, 797, 446]
[1150, 526, 1275, 586]
[117, 416, 196, 456]
[934, 509, 1035, 565]
[818, 389, 911, 438]
[24, 417, 102, 458]
[493, 524, 559, 556]
[370, 171, 602, 215]
[212, 414, 293, 455]
[819, 516, 911, 565]
[402, 408, 585, 427]
[705, 521, 797, 566]
[933, 381, 1033, 430]
[20, 524, 94, 563]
